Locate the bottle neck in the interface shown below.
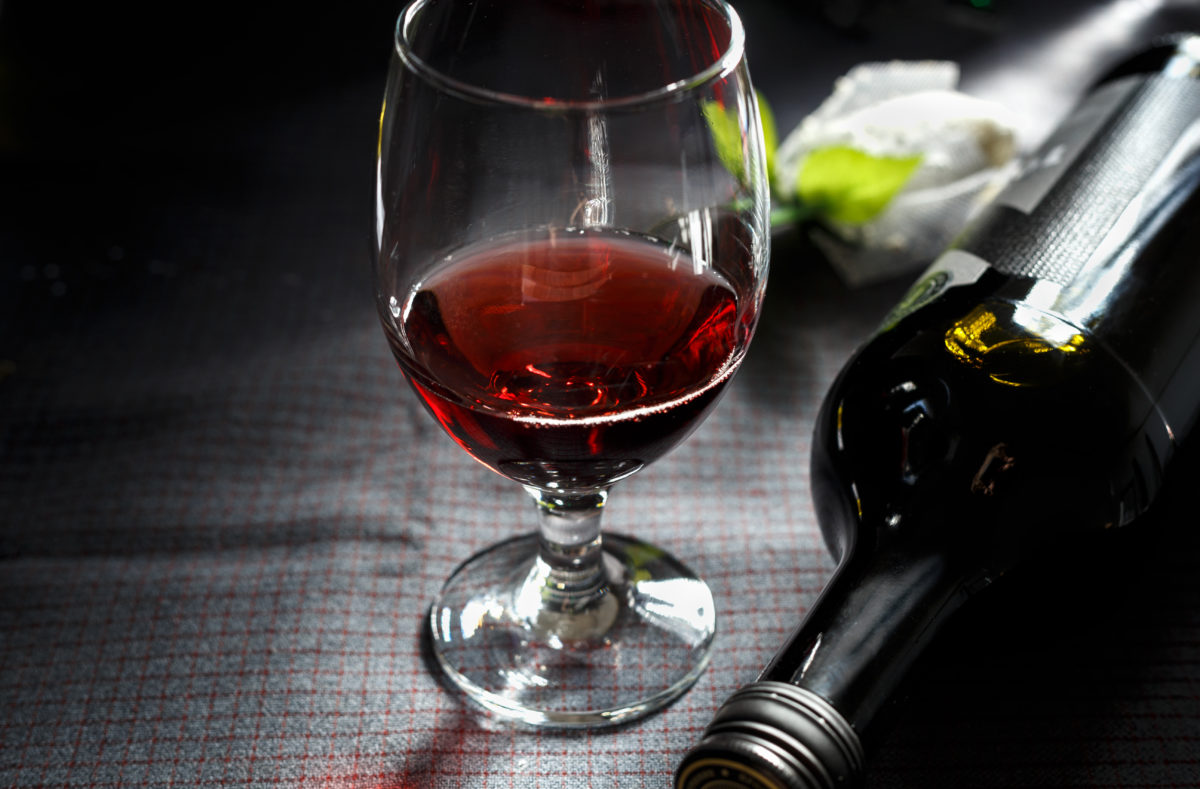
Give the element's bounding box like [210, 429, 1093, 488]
[759, 542, 973, 743]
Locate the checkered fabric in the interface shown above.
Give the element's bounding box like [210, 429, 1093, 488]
[4, 7, 1200, 787]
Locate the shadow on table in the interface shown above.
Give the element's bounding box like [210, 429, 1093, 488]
[863, 442, 1200, 788]
[0, 388, 428, 559]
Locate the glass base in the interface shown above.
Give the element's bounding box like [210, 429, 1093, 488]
[428, 532, 716, 728]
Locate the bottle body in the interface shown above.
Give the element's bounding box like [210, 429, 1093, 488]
[677, 34, 1200, 789]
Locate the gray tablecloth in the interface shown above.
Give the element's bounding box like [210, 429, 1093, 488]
[3, 1, 1199, 786]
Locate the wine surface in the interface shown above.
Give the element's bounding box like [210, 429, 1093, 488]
[383, 229, 750, 489]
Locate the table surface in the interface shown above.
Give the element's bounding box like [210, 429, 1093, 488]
[3, 1, 1200, 786]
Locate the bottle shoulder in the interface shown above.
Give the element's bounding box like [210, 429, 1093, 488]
[813, 283, 1171, 572]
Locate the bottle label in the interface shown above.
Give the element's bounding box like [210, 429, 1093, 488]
[996, 77, 1140, 216]
[880, 248, 990, 330]
[979, 72, 1200, 285]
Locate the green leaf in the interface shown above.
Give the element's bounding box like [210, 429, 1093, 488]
[796, 146, 923, 225]
[702, 100, 745, 181]
[702, 91, 778, 187]
[758, 93, 778, 189]
[769, 201, 817, 228]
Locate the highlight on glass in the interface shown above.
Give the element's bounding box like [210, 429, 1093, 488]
[373, 0, 770, 727]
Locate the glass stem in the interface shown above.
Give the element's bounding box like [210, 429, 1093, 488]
[518, 487, 620, 642]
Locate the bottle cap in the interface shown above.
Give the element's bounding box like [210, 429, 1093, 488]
[675, 682, 864, 789]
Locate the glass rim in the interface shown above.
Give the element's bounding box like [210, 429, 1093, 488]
[393, 0, 747, 111]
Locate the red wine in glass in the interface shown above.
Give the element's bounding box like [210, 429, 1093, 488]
[383, 228, 754, 489]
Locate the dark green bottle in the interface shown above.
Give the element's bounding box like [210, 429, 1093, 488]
[677, 33, 1200, 789]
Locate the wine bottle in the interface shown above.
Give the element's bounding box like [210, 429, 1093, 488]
[676, 33, 1200, 789]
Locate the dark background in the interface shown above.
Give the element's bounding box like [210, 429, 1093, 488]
[7, 0, 1200, 339]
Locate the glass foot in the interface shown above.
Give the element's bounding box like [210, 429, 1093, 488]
[428, 532, 717, 728]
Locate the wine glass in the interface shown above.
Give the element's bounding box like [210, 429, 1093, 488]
[373, 0, 769, 728]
